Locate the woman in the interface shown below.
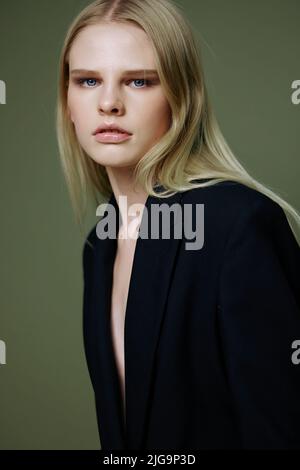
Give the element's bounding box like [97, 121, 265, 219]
[56, 0, 300, 450]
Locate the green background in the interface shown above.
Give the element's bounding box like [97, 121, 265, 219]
[0, 0, 299, 449]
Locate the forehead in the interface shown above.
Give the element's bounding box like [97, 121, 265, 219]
[68, 23, 156, 71]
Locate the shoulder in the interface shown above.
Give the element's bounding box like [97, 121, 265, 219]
[82, 193, 117, 258]
[84, 222, 98, 247]
[181, 179, 290, 231]
[82, 222, 98, 271]
[182, 180, 279, 215]
[181, 179, 299, 255]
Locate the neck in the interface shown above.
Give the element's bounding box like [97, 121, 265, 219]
[105, 166, 149, 241]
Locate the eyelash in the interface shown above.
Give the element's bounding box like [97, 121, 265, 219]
[73, 78, 154, 89]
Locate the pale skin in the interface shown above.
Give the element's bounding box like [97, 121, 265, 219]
[67, 22, 172, 422]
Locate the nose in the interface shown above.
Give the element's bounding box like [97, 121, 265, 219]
[97, 85, 124, 116]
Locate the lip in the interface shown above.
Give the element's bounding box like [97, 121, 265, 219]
[92, 123, 132, 135]
[94, 132, 132, 144]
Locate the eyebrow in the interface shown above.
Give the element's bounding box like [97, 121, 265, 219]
[70, 68, 158, 76]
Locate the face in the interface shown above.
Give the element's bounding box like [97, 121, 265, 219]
[67, 22, 172, 169]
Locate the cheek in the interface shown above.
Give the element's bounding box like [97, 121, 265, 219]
[155, 100, 172, 132]
[142, 95, 170, 126]
[68, 108, 74, 123]
[67, 100, 75, 123]
[67, 90, 82, 124]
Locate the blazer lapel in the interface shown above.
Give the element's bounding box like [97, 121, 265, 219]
[92, 189, 184, 450]
[91, 197, 126, 449]
[124, 189, 184, 449]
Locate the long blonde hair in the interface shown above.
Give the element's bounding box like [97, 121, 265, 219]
[56, 0, 300, 243]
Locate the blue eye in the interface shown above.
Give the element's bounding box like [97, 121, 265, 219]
[84, 79, 97, 87]
[74, 78, 153, 88]
[132, 79, 147, 88]
[74, 78, 98, 87]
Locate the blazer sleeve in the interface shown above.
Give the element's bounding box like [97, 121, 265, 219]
[218, 196, 300, 449]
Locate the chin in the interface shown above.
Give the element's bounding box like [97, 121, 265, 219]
[88, 154, 135, 168]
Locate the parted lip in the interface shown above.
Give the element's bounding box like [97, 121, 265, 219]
[92, 123, 132, 135]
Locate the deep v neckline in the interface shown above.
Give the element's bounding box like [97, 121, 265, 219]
[91, 186, 185, 448]
[107, 192, 150, 430]
[110, 233, 139, 428]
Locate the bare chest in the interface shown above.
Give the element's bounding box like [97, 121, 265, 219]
[110, 238, 137, 418]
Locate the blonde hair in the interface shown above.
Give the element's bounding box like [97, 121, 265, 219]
[56, 0, 300, 244]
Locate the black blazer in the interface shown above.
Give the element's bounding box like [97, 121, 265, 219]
[82, 180, 300, 450]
